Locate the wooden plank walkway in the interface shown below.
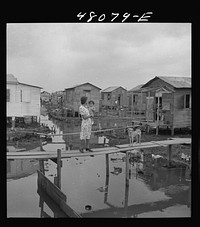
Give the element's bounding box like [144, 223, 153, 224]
[7, 138, 191, 160]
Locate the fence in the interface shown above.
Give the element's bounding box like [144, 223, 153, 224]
[97, 109, 146, 120]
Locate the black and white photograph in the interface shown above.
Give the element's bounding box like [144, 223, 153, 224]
[6, 22, 191, 218]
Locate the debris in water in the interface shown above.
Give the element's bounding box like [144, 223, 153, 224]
[110, 167, 122, 175]
[97, 186, 108, 192]
[152, 154, 163, 159]
[85, 205, 92, 210]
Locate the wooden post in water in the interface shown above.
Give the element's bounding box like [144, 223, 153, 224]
[126, 151, 130, 184]
[104, 170, 109, 203]
[123, 150, 130, 217]
[124, 171, 129, 218]
[39, 160, 45, 174]
[57, 149, 62, 189]
[40, 135, 45, 151]
[168, 145, 172, 167]
[106, 154, 109, 177]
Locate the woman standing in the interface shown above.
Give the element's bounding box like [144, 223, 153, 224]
[79, 96, 93, 153]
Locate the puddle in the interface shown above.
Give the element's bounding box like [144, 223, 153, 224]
[7, 116, 191, 218]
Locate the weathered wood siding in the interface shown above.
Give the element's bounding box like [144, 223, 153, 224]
[101, 87, 128, 107]
[64, 84, 101, 112]
[173, 109, 191, 128]
[142, 78, 191, 129]
[7, 83, 41, 118]
[128, 92, 146, 111]
[162, 93, 174, 125]
[173, 89, 191, 128]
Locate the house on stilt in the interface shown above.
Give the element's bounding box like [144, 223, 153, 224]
[140, 76, 191, 135]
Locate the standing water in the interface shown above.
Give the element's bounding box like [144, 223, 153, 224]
[7, 115, 191, 218]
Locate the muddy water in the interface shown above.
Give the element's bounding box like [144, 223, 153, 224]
[7, 115, 191, 218]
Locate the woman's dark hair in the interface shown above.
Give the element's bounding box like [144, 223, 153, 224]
[81, 96, 87, 104]
[88, 100, 95, 105]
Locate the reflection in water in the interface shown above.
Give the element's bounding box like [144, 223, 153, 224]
[49, 117, 133, 150]
[7, 116, 191, 218]
[54, 152, 191, 218]
[40, 117, 191, 218]
[7, 159, 39, 180]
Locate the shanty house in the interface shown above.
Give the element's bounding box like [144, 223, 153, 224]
[63, 83, 101, 117]
[6, 74, 42, 127]
[128, 84, 146, 113]
[141, 76, 191, 135]
[101, 86, 128, 110]
[40, 91, 51, 103]
[51, 91, 64, 108]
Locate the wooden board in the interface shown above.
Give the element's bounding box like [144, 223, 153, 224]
[37, 170, 81, 218]
[7, 138, 191, 160]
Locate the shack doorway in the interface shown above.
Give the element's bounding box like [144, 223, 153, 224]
[118, 95, 121, 106]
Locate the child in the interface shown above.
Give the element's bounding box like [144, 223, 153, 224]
[88, 100, 95, 125]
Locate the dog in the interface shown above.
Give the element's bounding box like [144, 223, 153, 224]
[126, 126, 142, 146]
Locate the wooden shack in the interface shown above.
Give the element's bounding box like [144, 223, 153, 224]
[63, 83, 101, 117]
[40, 91, 51, 104]
[101, 86, 128, 110]
[127, 84, 146, 114]
[51, 91, 64, 108]
[141, 76, 191, 135]
[6, 74, 42, 128]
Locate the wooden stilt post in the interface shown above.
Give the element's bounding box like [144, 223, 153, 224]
[171, 126, 174, 136]
[106, 154, 109, 177]
[124, 172, 129, 218]
[168, 145, 172, 167]
[11, 116, 15, 130]
[57, 149, 62, 189]
[39, 160, 45, 174]
[40, 135, 45, 151]
[126, 151, 130, 184]
[104, 170, 109, 203]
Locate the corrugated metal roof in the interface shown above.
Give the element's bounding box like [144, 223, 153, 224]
[7, 74, 19, 84]
[128, 84, 144, 92]
[158, 76, 191, 88]
[101, 86, 121, 92]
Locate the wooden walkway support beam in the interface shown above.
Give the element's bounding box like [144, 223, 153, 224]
[39, 160, 45, 174]
[168, 144, 172, 167]
[105, 154, 109, 177]
[126, 151, 130, 184]
[53, 149, 62, 189]
[57, 149, 62, 189]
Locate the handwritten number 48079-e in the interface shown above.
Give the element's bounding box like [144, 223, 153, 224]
[77, 12, 153, 22]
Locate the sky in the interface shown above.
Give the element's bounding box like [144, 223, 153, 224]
[6, 23, 191, 93]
